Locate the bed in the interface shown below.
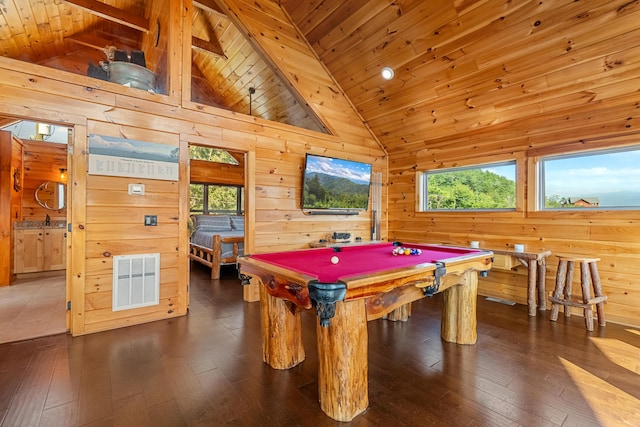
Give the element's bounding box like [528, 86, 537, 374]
[189, 214, 244, 279]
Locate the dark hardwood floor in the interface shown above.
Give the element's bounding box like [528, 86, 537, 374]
[1, 263, 639, 426]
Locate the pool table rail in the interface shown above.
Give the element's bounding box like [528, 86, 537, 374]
[343, 251, 493, 298]
[363, 262, 491, 321]
[238, 257, 317, 310]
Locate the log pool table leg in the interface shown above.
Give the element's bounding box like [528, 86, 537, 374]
[441, 270, 478, 345]
[316, 299, 369, 422]
[260, 285, 305, 369]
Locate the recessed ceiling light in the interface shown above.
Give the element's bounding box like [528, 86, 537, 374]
[381, 67, 394, 80]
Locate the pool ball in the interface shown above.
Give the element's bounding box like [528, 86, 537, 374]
[330, 256, 339, 264]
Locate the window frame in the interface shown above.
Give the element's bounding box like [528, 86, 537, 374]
[527, 135, 640, 219]
[189, 146, 239, 165]
[416, 155, 523, 213]
[189, 182, 244, 215]
[536, 144, 640, 212]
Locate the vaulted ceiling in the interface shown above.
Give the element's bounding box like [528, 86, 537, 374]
[281, 0, 640, 156]
[1, 0, 639, 155]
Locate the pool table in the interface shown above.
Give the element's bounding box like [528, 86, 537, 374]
[238, 242, 493, 422]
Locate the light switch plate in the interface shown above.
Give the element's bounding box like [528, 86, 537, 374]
[128, 183, 145, 195]
[144, 215, 157, 226]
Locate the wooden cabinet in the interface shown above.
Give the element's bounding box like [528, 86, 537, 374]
[14, 227, 66, 273]
[491, 253, 518, 271]
[43, 227, 66, 271]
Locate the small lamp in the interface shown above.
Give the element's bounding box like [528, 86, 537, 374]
[59, 168, 67, 181]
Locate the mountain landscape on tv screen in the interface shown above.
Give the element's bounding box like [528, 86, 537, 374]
[303, 172, 370, 209]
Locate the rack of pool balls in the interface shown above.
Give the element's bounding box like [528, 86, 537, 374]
[392, 246, 422, 256]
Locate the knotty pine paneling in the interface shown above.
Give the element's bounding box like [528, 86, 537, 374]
[81, 120, 184, 332]
[0, 49, 387, 336]
[253, 150, 385, 251]
[84, 237, 178, 259]
[282, 0, 640, 161]
[389, 145, 640, 326]
[142, 0, 170, 95]
[83, 254, 180, 278]
[218, 0, 384, 153]
[190, 159, 244, 185]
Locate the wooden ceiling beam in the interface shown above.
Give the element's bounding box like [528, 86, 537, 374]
[0, 118, 20, 128]
[192, 2, 228, 59]
[194, 0, 227, 19]
[227, 151, 245, 163]
[65, 33, 115, 52]
[63, 0, 149, 33]
[192, 36, 227, 59]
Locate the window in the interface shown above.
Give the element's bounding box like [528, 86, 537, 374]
[1, 1, 169, 95]
[189, 5, 327, 133]
[420, 161, 516, 211]
[189, 146, 238, 164]
[189, 146, 243, 214]
[539, 146, 640, 210]
[190, 184, 244, 215]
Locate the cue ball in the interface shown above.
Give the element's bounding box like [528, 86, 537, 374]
[330, 256, 339, 264]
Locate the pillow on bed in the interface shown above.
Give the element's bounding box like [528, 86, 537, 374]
[195, 215, 232, 232]
[230, 216, 244, 231]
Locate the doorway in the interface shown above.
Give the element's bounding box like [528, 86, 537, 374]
[187, 144, 249, 286]
[0, 118, 71, 344]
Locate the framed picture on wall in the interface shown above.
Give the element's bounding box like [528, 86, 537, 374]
[88, 134, 179, 181]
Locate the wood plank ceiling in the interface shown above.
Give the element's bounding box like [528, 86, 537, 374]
[0, 0, 326, 133]
[1, 0, 639, 153]
[281, 0, 640, 155]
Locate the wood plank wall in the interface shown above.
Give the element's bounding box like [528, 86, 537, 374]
[190, 157, 244, 186]
[216, 0, 384, 154]
[142, 0, 170, 95]
[0, 54, 387, 335]
[83, 124, 182, 334]
[388, 134, 640, 327]
[208, 0, 389, 252]
[2, 136, 66, 285]
[252, 136, 385, 252]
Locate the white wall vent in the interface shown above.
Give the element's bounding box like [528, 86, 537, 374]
[112, 253, 160, 311]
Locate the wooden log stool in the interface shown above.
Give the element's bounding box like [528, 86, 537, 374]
[549, 255, 607, 331]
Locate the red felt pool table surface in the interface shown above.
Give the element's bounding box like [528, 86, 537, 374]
[249, 242, 485, 283]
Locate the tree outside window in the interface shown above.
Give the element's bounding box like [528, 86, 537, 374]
[190, 183, 243, 215]
[421, 162, 516, 211]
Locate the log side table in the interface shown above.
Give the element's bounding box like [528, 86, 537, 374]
[489, 248, 552, 316]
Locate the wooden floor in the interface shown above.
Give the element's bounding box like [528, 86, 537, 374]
[1, 263, 639, 426]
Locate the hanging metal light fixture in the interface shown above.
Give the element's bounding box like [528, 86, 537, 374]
[248, 87, 256, 115]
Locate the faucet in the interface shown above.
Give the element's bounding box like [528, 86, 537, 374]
[45, 214, 50, 226]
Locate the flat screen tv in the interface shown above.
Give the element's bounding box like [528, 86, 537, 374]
[302, 154, 372, 214]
